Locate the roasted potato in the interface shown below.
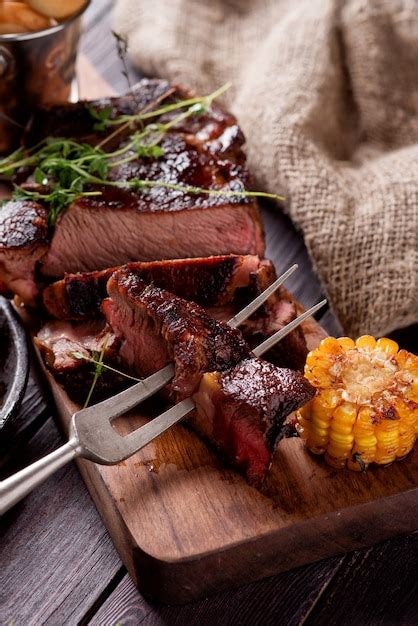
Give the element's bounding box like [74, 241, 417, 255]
[0, 1, 51, 34]
[26, 0, 87, 20]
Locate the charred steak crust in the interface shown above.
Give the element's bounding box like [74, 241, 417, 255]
[0, 200, 49, 250]
[43, 267, 114, 320]
[42, 255, 263, 320]
[218, 358, 314, 449]
[1, 79, 265, 298]
[104, 268, 250, 399]
[0, 200, 49, 303]
[192, 357, 315, 486]
[42, 254, 308, 373]
[28, 79, 175, 144]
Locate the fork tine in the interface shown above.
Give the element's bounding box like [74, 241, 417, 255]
[227, 264, 298, 328]
[253, 299, 327, 357]
[112, 298, 328, 459]
[83, 265, 299, 420]
[83, 363, 175, 424]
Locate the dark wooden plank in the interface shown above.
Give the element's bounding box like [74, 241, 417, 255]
[88, 556, 344, 626]
[41, 341, 417, 605]
[304, 534, 418, 626]
[1, 417, 122, 625]
[2, 2, 416, 624]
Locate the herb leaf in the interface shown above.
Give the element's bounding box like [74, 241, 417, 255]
[87, 105, 113, 131]
[0, 85, 285, 227]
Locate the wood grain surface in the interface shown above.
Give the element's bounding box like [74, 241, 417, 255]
[23, 46, 417, 606]
[1, 0, 418, 623]
[40, 354, 418, 604]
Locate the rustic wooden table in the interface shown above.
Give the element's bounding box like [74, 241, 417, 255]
[1, 2, 417, 624]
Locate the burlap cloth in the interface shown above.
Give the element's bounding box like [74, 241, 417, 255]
[113, 0, 418, 337]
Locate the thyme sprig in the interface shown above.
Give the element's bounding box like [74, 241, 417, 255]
[93, 83, 231, 131]
[0, 83, 285, 226]
[72, 351, 141, 382]
[72, 348, 141, 408]
[78, 335, 110, 408]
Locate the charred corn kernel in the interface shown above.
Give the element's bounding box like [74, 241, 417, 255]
[316, 389, 341, 409]
[354, 433, 378, 447]
[312, 395, 334, 415]
[297, 335, 417, 470]
[312, 416, 332, 430]
[298, 400, 313, 419]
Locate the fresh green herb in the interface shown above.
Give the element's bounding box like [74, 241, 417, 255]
[87, 105, 113, 131]
[87, 83, 230, 135]
[13, 184, 102, 227]
[77, 336, 111, 408]
[72, 351, 141, 383]
[0, 84, 285, 226]
[352, 452, 366, 472]
[122, 178, 284, 202]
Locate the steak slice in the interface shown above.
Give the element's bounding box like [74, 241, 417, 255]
[41, 179, 263, 278]
[192, 357, 314, 486]
[207, 261, 308, 371]
[103, 268, 250, 399]
[28, 79, 175, 146]
[0, 200, 49, 306]
[239, 286, 308, 371]
[35, 319, 126, 403]
[43, 253, 309, 371]
[43, 254, 264, 320]
[1, 80, 264, 301]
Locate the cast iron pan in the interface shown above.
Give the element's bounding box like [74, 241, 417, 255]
[0, 297, 29, 436]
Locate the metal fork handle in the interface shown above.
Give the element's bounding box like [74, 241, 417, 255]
[0, 435, 80, 516]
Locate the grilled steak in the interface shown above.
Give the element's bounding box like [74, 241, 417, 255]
[193, 358, 314, 486]
[35, 319, 126, 403]
[0, 79, 264, 304]
[42, 166, 263, 278]
[0, 200, 49, 306]
[43, 253, 308, 371]
[103, 268, 250, 399]
[28, 79, 176, 146]
[236, 286, 308, 371]
[42, 254, 265, 320]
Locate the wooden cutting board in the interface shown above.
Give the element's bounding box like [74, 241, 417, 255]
[34, 58, 418, 604]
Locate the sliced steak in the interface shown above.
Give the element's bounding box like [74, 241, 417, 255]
[28, 79, 176, 146]
[43, 254, 264, 320]
[41, 178, 263, 278]
[103, 268, 250, 399]
[43, 252, 308, 371]
[1, 80, 264, 301]
[35, 319, 126, 403]
[0, 200, 49, 306]
[241, 286, 308, 371]
[192, 357, 314, 486]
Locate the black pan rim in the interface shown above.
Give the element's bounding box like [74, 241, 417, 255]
[0, 296, 29, 433]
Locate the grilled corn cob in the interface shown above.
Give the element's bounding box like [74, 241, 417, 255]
[296, 336, 418, 470]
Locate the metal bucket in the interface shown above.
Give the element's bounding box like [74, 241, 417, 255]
[0, 1, 90, 152]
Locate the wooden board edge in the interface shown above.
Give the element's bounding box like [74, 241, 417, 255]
[74, 452, 418, 604]
[27, 320, 418, 604]
[40, 353, 417, 604]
